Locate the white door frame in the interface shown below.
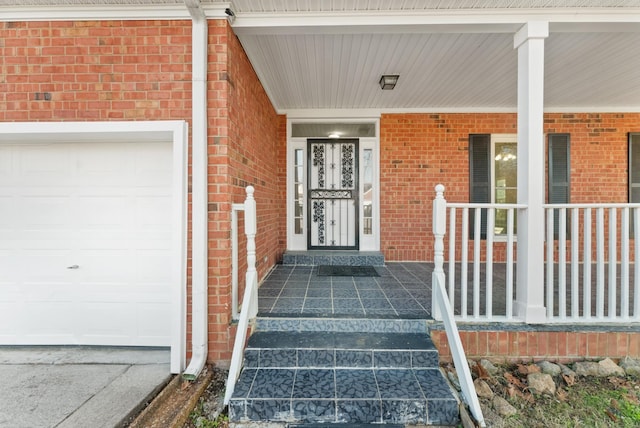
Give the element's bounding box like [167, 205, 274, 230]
[0, 120, 188, 374]
[286, 118, 380, 252]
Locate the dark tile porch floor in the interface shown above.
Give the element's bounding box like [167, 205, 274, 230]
[258, 263, 434, 319]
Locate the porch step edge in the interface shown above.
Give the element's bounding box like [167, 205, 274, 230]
[256, 317, 430, 334]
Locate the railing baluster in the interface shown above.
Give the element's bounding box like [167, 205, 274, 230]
[559, 208, 567, 320]
[596, 208, 605, 320]
[608, 208, 617, 319]
[634, 208, 640, 320]
[448, 207, 457, 309]
[583, 208, 592, 319]
[571, 207, 580, 319]
[546, 208, 555, 319]
[461, 208, 469, 319]
[486, 208, 494, 319]
[473, 208, 481, 319]
[622, 207, 630, 320]
[506, 208, 514, 320]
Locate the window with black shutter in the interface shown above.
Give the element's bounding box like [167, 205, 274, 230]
[469, 133, 570, 239]
[548, 134, 570, 238]
[630, 133, 640, 203]
[469, 134, 490, 238]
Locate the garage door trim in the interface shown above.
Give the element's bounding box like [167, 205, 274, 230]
[0, 120, 188, 374]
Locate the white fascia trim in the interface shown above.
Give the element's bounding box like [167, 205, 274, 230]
[0, 120, 188, 374]
[282, 108, 518, 117]
[282, 106, 640, 117]
[0, 3, 231, 21]
[544, 106, 640, 113]
[231, 8, 640, 35]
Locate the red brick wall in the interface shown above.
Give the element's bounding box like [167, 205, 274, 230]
[0, 20, 192, 120]
[432, 329, 640, 364]
[0, 19, 285, 366]
[380, 113, 640, 262]
[212, 24, 283, 363]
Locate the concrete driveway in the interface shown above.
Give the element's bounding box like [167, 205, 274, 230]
[0, 346, 171, 428]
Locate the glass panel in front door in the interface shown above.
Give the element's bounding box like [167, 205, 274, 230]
[308, 139, 359, 249]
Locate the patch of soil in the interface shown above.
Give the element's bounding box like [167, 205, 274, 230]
[444, 360, 640, 428]
[126, 366, 215, 428]
[183, 367, 229, 428]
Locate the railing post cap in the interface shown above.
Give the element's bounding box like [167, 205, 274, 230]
[435, 184, 445, 193]
[246, 185, 255, 195]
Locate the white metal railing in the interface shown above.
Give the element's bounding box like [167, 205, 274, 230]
[544, 203, 640, 322]
[225, 186, 259, 405]
[434, 186, 526, 322]
[432, 185, 485, 427]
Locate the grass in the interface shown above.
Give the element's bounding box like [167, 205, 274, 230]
[490, 375, 640, 427]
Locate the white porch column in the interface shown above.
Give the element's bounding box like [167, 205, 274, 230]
[514, 21, 548, 323]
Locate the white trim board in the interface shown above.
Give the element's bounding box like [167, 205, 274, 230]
[0, 120, 188, 374]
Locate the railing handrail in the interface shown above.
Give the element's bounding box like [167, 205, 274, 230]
[224, 186, 258, 405]
[544, 203, 640, 209]
[446, 202, 528, 209]
[432, 184, 486, 427]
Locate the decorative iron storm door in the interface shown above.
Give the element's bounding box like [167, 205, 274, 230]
[307, 139, 359, 250]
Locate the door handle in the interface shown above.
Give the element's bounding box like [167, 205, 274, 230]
[67, 265, 79, 269]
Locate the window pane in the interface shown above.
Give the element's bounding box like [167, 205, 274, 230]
[494, 142, 517, 188]
[293, 149, 304, 235]
[292, 123, 376, 138]
[362, 149, 373, 235]
[494, 141, 517, 236]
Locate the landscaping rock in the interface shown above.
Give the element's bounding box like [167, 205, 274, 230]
[473, 379, 494, 399]
[620, 356, 640, 377]
[527, 372, 556, 395]
[574, 358, 625, 377]
[559, 363, 576, 378]
[492, 396, 517, 417]
[480, 359, 499, 376]
[447, 370, 461, 391]
[537, 361, 561, 377]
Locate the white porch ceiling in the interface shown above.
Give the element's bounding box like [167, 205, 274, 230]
[237, 30, 640, 113]
[2, 0, 640, 112]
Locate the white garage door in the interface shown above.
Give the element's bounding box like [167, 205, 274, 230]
[0, 140, 173, 347]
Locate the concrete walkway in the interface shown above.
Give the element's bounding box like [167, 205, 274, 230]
[0, 346, 171, 428]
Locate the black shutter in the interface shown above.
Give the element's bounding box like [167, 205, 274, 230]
[630, 133, 640, 203]
[548, 134, 570, 238]
[469, 134, 490, 238]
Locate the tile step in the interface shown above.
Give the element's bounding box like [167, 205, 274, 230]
[229, 368, 459, 426]
[256, 317, 430, 334]
[243, 332, 439, 369]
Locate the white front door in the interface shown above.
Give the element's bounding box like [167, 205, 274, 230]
[308, 139, 358, 249]
[0, 140, 173, 346]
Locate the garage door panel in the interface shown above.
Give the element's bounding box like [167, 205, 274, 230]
[18, 145, 72, 184]
[0, 140, 173, 347]
[0, 145, 12, 177]
[79, 302, 136, 339]
[21, 196, 72, 227]
[0, 197, 16, 228]
[0, 302, 20, 338]
[74, 196, 129, 227]
[134, 143, 173, 186]
[137, 302, 172, 343]
[25, 301, 75, 335]
[135, 249, 172, 283]
[20, 250, 74, 284]
[135, 197, 172, 228]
